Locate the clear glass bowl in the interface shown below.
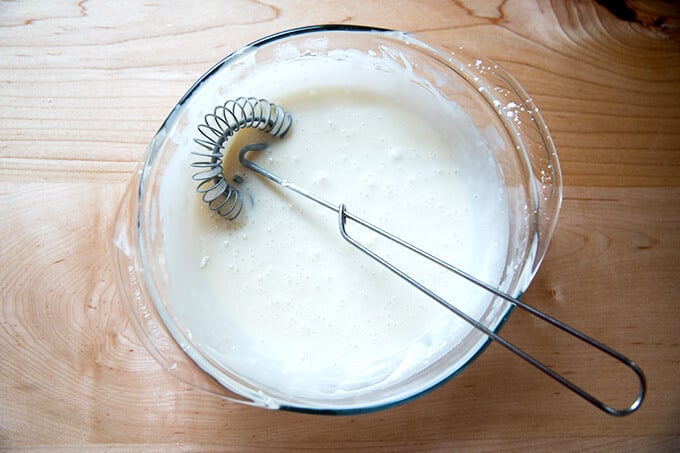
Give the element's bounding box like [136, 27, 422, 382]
[110, 25, 562, 414]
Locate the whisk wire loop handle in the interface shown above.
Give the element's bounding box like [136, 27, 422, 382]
[238, 143, 646, 417]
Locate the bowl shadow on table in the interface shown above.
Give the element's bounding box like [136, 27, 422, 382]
[230, 348, 559, 446]
[216, 287, 600, 445]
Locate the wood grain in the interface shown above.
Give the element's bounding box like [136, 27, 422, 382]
[1, 0, 679, 450]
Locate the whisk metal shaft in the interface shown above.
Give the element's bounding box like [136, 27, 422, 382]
[239, 142, 646, 417]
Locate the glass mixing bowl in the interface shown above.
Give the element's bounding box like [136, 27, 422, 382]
[111, 25, 562, 414]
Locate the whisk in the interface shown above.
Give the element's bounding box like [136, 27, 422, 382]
[192, 97, 646, 416]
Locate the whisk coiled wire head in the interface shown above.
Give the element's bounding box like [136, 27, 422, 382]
[191, 97, 292, 219]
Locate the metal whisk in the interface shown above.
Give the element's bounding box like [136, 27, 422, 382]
[193, 98, 646, 416]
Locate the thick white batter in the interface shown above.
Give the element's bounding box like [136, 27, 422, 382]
[158, 52, 510, 402]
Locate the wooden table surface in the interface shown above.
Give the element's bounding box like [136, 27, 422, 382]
[1, 0, 679, 451]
